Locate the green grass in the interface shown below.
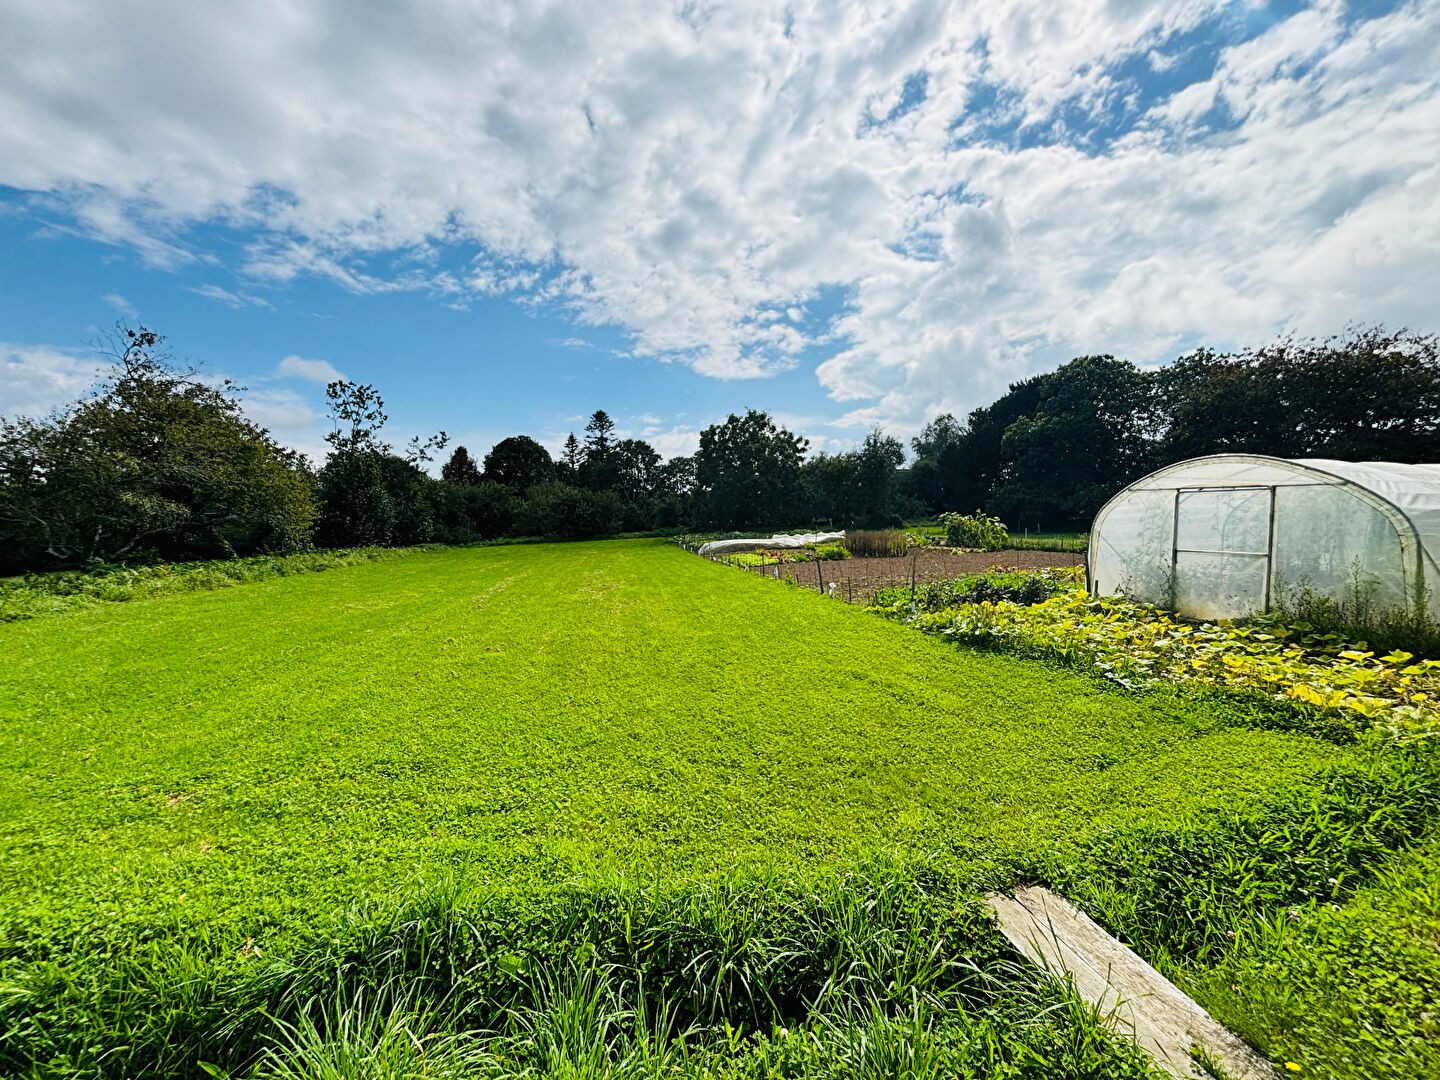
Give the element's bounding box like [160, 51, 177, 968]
[0, 540, 1343, 937]
[0, 539, 1424, 1077]
[1191, 829, 1440, 1078]
[0, 546, 424, 622]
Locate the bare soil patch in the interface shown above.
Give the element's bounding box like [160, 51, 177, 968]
[723, 547, 1086, 602]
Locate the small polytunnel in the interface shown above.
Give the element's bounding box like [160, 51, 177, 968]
[1088, 455, 1440, 622]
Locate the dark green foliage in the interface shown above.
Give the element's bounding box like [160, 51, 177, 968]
[440, 445, 482, 486]
[694, 410, 808, 530]
[802, 430, 907, 529]
[906, 326, 1440, 532]
[1158, 326, 1440, 462]
[431, 479, 518, 541]
[907, 413, 970, 513]
[988, 356, 1156, 531]
[609, 438, 663, 502]
[482, 435, 553, 494]
[519, 480, 622, 538]
[314, 449, 440, 547]
[0, 326, 315, 573]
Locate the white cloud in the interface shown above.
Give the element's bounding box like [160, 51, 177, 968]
[101, 293, 137, 318]
[0, 343, 105, 419]
[190, 283, 273, 309]
[237, 386, 329, 464]
[0, 1, 1436, 430]
[276, 354, 343, 384]
[0, 338, 333, 464]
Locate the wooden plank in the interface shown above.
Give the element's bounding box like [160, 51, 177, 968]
[985, 886, 1276, 1080]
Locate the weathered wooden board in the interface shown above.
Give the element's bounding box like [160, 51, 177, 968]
[985, 886, 1275, 1080]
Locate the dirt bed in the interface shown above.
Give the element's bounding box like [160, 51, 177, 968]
[721, 547, 1086, 603]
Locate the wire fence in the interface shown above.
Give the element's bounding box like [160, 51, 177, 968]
[702, 548, 1087, 606]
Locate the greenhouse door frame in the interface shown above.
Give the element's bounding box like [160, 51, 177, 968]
[1169, 484, 1279, 615]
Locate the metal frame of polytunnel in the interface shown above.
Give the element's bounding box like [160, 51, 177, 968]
[1088, 454, 1438, 621]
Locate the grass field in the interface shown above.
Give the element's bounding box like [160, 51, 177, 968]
[1, 539, 1433, 1077]
[1, 540, 1338, 930]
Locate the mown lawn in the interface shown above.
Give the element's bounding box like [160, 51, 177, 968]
[1, 539, 1341, 937]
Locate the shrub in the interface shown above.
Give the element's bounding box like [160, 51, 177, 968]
[843, 530, 909, 558]
[939, 512, 1009, 551]
[519, 482, 622, 539]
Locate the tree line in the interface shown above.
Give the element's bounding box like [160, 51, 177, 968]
[1, 324, 1435, 573]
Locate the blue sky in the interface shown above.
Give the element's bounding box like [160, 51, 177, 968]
[1, 0, 1436, 466]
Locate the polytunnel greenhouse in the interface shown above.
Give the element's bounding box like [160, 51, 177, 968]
[1089, 455, 1440, 622]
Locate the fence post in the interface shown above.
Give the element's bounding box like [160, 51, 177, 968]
[816, 559, 824, 591]
[910, 552, 917, 602]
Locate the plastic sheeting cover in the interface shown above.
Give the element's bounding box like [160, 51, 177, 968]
[697, 532, 845, 557]
[1090, 455, 1440, 620]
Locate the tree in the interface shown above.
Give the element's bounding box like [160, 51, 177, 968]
[0, 325, 315, 571]
[583, 410, 616, 458]
[561, 433, 583, 472]
[440, 446, 482, 485]
[694, 410, 808, 530]
[324, 380, 389, 454]
[315, 378, 450, 548]
[404, 431, 449, 466]
[483, 435, 554, 493]
[907, 413, 970, 512]
[853, 429, 906, 526]
[1158, 326, 1440, 462]
[611, 438, 663, 502]
[990, 356, 1156, 529]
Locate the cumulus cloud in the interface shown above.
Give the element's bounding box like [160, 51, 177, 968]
[237, 386, 330, 464]
[276, 354, 343, 384]
[1, 0, 1436, 430]
[0, 343, 105, 419]
[0, 337, 332, 463]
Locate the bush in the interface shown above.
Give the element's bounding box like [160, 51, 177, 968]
[939, 511, 1009, 551]
[843, 530, 909, 558]
[520, 482, 622, 539]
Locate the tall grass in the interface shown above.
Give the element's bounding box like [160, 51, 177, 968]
[2, 859, 1160, 1079]
[843, 530, 910, 558]
[1004, 533, 1088, 554]
[9, 745, 1439, 1078]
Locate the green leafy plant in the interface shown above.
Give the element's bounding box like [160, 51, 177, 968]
[879, 586, 1440, 741]
[873, 567, 1083, 614]
[938, 511, 1009, 551]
